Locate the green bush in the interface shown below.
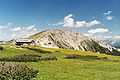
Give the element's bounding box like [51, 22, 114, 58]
[64, 54, 108, 60]
[25, 47, 52, 53]
[40, 56, 57, 61]
[0, 63, 39, 80]
[0, 54, 57, 62]
[55, 51, 61, 53]
[0, 46, 3, 50]
[0, 54, 41, 62]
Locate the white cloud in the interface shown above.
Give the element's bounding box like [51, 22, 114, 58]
[51, 14, 100, 27]
[51, 22, 63, 26]
[31, 27, 36, 30]
[7, 22, 12, 26]
[88, 28, 109, 34]
[63, 14, 75, 27]
[84, 33, 112, 40]
[26, 25, 36, 30]
[0, 23, 38, 40]
[103, 11, 112, 15]
[84, 28, 112, 40]
[12, 25, 37, 32]
[88, 20, 100, 26]
[113, 36, 120, 39]
[75, 20, 100, 27]
[75, 21, 86, 27]
[94, 35, 112, 40]
[12, 27, 22, 31]
[0, 22, 12, 29]
[106, 16, 113, 20]
[0, 26, 3, 29]
[103, 11, 113, 21]
[11, 25, 38, 39]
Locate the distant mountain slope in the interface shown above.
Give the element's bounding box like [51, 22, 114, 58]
[28, 29, 120, 55]
[7, 39, 16, 44]
[103, 38, 120, 48]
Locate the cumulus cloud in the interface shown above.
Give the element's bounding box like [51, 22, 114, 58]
[93, 35, 112, 40]
[0, 22, 12, 29]
[88, 28, 109, 34]
[12, 25, 37, 32]
[12, 27, 22, 31]
[0, 22, 39, 41]
[103, 11, 112, 15]
[106, 16, 113, 20]
[84, 33, 112, 40]
[0, 26, 2, 29]
[0, 22, 13, 40]
[27, 25, 36, 30]
[63, 14, 75, 27]
[11, 25, 38, 39]
[113, 36, 120, 39]
[75, 20, 100, 27]
[0, 23, 38, 40]
[51, 14, 100, 27]
[7, 22, 12, 26]
[84, 28, 110, 40]
[50, 22, 63, 26]
[103, 11, 113, 20]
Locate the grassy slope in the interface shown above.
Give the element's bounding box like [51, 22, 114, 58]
[0, 44, 120, 80]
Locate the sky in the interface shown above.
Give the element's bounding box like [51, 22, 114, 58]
[0, 0, 120, 41]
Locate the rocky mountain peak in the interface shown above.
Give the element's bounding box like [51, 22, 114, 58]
[28, 29, 120, 55]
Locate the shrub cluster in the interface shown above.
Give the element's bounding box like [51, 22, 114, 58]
[0, 54, 57, 62]
[0, 63, 39, 80]
[26, 47, 52, 54]
[0, 46, 3, 50]
[55, 51, 61, 53]
[0, 54, 41, 62]
[64, 54, 108, 60]
[40, 56, 57, 61]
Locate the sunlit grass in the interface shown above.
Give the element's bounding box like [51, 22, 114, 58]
[0, 44, 120, 80]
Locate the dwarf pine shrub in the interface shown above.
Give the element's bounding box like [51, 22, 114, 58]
[64, 54, 108, 60]
[0, 46, 3, 50]
[40, 56, 57, 61]
[0, 63, 39, 80]
[0, 54, 41, 62]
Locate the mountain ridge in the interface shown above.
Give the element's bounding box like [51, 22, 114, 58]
[103, 38, 120, 48]
[28, 29, 120, 55]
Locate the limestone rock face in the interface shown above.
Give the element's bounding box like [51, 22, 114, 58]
[28, 29, 120, 55]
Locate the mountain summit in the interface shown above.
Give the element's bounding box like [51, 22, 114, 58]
[28, 29, 120, 55]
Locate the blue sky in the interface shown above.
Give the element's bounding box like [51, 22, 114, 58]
[0, 0, 120, 40]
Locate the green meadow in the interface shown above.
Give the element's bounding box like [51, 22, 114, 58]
[0, 44, 120, 80]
